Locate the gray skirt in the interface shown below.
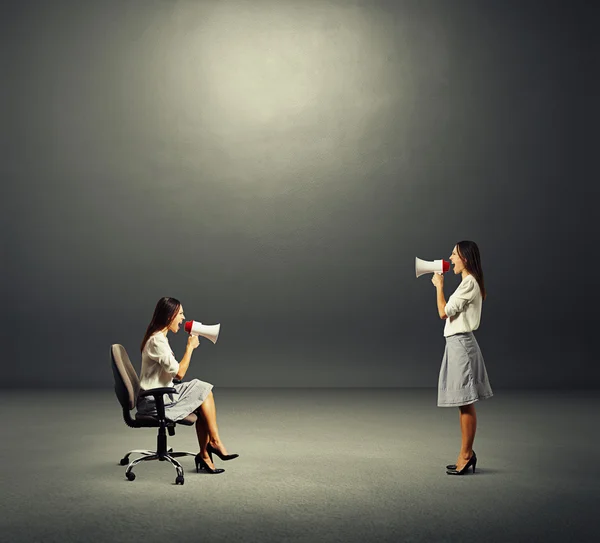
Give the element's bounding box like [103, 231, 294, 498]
[438, 332, 493, 407]
[137, 378, 213, 422]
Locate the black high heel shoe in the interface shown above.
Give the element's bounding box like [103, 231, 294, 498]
[446, 450, 476, 470]
[195, 454, 225, 474]
[207, 443, 239, 462]
[446, 452, 477, 475]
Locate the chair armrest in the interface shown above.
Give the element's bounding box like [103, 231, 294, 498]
[138, 387, 176, 422]
[139, 387, 176, 399]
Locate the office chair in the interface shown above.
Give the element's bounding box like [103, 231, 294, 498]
[111, 344, 197, 485]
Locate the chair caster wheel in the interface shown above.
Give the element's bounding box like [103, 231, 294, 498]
[175, 475, 184, 485]
[126, 471, 136, 481]
[119, 457, 129, 466]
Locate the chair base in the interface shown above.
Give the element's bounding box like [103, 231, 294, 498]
[119, 449, 197, 485]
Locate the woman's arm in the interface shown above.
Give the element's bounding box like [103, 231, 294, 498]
[436, 286, 448, 319]
[444, 276, 477, 319]
[175, 335, 199, 380]
[431, 273, 448, 319]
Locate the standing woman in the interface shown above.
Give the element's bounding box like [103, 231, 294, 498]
[431, 241, 493, 475]
[138, 297, 239, 474]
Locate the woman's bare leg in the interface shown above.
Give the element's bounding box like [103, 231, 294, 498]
[194, 416, 209, 454]
[455, 403, 477, 469]
[193, 413, 217, 469]
[198, 390, 231, 455]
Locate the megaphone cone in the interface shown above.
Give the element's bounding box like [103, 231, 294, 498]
[184, 320, 221, 344]
[415, 257, 450, 278]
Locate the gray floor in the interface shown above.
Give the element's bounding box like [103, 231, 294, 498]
[1, 388, 598, 542]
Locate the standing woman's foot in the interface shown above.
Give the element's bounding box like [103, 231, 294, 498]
[447, 451, 477, 474]
[207, 441, 239, 461]
[446, 453, 477, 475]
[446, 450, 476, 471]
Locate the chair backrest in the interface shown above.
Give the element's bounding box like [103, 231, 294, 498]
[111, 344, 141, 411]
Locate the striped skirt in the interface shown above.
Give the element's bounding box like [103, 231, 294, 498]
[438, 332, 493, 407]
[137, 378, 213, 422]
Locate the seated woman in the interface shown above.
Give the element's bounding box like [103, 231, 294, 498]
[137, 297, 238, 474]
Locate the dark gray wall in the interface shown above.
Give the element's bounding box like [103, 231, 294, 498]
[3, 0, 597, 388]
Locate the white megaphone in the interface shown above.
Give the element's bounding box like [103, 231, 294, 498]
[415, 257, 450, 278]
[184, 320, 220, 344]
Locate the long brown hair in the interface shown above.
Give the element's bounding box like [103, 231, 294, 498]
[140, 297, 181, 352]
[456, 241, 486, 300]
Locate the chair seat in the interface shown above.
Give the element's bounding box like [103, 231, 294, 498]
[175, 413, 197, 426]
[134, 412, 197, 426]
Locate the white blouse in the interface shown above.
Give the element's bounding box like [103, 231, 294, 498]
[443, 274, 482, 337]
[139, 333, 180, 390]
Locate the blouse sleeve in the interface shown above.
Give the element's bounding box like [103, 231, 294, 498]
[444, 277, 478, 318]
[146, 335, 179, 377]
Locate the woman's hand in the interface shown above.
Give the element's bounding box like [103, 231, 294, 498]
[186, 335, 200, 350]
[431, 272, 444, 288]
